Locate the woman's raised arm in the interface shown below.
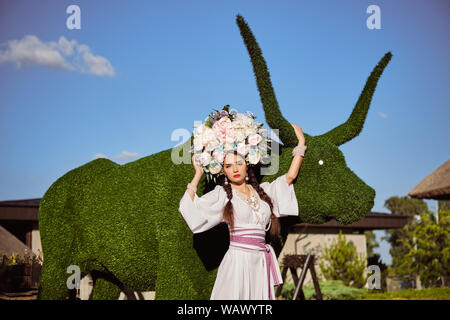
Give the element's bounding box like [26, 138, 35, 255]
[286, 123, 306, 185]
[186, 154, 204, 200]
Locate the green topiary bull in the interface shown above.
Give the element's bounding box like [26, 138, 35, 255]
[37, 15, 392, 300]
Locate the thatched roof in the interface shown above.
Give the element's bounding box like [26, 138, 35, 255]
[409, 159, 450, 200]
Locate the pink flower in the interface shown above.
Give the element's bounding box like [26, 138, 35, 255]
[225, 127, 236, 144]
[212, 117, 232, 143]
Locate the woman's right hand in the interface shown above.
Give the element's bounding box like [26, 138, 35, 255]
[192, 154, 204, 176]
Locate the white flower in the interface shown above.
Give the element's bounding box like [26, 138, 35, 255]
[193, 136, 204, 152]
[248, 152, 261, 164]
[201, 126, 217, 145]
[243, 115, 253, 127]
[234, 128, 246, 142]
[205, 138, 220, 152]
[213, 150, 225, 164]
[248, 133, 262, 146]
[209, 162, 222, 174]
[200, 152, 212, 166]
[236, 142, 249, 156]
[223, 142, 234, 152]
[245, 127, 255, 137]
[234, 113, 246, 120]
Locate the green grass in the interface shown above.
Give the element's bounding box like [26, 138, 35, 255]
[280, 280, 366, 300]
[280, 279, 450, 300]
[355, 287, 450, 300]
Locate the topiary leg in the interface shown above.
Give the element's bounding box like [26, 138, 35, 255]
[155, 230, 215, 300]
[38, 260, 72, 300]
[91, 277, 122, 300]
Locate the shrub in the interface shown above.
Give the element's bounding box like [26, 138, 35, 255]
[319, 230, 368, 288]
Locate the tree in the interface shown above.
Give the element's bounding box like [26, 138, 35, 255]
[365, 230, 379, 257]
[438, 200, 450, 211]
[319, 230, 368, 288]
[381, 196, 428, 274]
[397, 210, 450, 288]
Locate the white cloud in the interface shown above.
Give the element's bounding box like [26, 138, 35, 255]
[377, 112, 387, 119]
[0, 35, 115, 77]
[93, 150, 140, 163]
[93, 153, 108, 159]
[113, 150, 140, 162]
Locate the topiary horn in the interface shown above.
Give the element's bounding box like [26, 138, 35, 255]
[318, 52, 393, 146]
[236, 14, 298, 147]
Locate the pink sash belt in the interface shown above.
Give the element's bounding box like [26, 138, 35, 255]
[229, 226, 282, 300]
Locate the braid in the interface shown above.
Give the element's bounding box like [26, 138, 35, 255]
[221, 181, 235, 231]
[247, 166, 281, 240]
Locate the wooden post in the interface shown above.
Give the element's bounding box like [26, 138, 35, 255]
[293, 253, 311, 300]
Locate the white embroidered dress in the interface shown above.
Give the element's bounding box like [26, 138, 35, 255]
[178, 174, 299, 300]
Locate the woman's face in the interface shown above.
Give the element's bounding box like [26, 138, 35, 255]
[223, 153, 247, 184]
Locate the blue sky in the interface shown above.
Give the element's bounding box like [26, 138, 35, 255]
[0, 0, 449, 266]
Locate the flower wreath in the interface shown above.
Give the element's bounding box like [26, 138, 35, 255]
[189, 105, 272, 182]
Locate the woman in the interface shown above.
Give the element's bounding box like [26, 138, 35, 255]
[179, 111, 306, 300]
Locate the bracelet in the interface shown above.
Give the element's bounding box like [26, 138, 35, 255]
[292, 145, 307, 157]
[187, 183, 197, 193]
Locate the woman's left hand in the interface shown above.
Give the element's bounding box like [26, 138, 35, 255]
[290, 123, 306, 146]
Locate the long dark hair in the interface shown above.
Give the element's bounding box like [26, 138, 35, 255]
[218, 156, 281, 240]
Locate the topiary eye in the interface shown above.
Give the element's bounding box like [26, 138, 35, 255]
[318, 160, 324, 165]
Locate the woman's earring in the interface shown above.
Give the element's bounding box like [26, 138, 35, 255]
[225, 176, 229, 184]
[245, 173, 249, 181]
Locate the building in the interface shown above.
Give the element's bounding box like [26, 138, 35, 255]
[0, 198, 41, 258]
[278, 212, 408, 287]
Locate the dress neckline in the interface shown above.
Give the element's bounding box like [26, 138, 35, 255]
[230, 184, 252, 197]
[232, 185, 261, 210]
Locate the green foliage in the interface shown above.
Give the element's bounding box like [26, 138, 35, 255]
[0, 249, 43, 266]
[91, 278, 122, 300]
[319, 230, 368, 288]
[365, 230, 379, 257]
[355, 286, 450, 300]
[397, 210, 450, 288]
[281, 279, 365, 300]
[384, 196, 428, 216]
[381, 196, 428, 273]
[438, 200, 450, 211]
